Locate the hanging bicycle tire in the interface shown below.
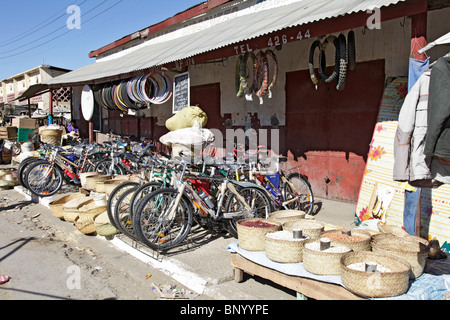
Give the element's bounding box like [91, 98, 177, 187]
[253, 50, 269, 98]
[347, 30, 356, 71]
[319, 36, 339, 83]
[336, 33, 348, 91]
[308, 40, 323, 88]
[236, 52, 256, 98]
[265, 49, 279, 97]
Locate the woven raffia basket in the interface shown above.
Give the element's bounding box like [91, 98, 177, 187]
[41, 129, 62, 146]
[78, 202, 107, 224]
[86, 174, 112, 191]
[63, 198, 95, 222]
[237, 218, 281, 251]
[371, 233, 429, 280]
[49, 193, 87, 219]
[265, 231, 308, 263]
[95, 177, 114, 193]
[268, 210, 306, 224]
[74, 216, 97, 235]
[282, 219, 325, 240]
[94, 211, 118, 237]
[377, 222, 409, 237]
[80, 172, 100, 189]
[321, 229, 372, 252]
[103, 180, 125, 196]
[340, 251, 411, 298]
[302, 239, 351, 275]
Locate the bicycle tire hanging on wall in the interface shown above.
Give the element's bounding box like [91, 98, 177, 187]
[308, 30, 356, 91]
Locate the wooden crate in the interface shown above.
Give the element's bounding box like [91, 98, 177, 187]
[0, 126, 18, 139]
[1, 150, 12, 164]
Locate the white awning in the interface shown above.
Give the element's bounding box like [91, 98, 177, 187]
[418, 31, 450, 54]
[45, 0, 405, 87]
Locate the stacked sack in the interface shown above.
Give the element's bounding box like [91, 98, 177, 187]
[160, 106, 214, 161]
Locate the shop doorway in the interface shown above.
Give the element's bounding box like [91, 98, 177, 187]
[285, 60, 385, 203]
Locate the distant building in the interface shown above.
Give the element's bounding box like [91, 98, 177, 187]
[0, 64, 72, 115]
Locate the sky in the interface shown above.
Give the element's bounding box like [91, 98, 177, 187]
[0, 0, 202, 80]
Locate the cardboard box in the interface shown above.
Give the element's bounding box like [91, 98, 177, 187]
[12, 117, 37, 129]
[0, 126, 18, 139]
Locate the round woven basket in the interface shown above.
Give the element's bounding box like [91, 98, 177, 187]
[85, 174, 112, 191]
[41, 129, 62, 146]
[95, 176, 113, 193]
[74, 216, 97, 235]
[268, 210, 306, 224]
[282, 219, 325, 240]
[49, 193, 87, 219]
[371, 233, 429, 279]
[77, 202, 107, 224]
[265, 231, 308, 263]
[80, 172, 100, 189]
[302, 239, 351, 275]
[103, 180, 125, 196]
[63, 198, 95, 222]
[94, 211, 118, 237]
[321, 229, 372, 252]
[377, 222, 408, 237]
[340, 251, 411, 298]
[237, 218, 281, 251]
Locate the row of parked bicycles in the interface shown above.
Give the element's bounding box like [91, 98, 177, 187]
[17, 134, 314, 251]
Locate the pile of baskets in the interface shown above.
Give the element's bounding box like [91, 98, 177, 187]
[235, 212, 430, 298]
[48, 173, 139, 237]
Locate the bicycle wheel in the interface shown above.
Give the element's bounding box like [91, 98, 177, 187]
[283, 172, 314, 215]
[25, 161, 64, 197]
[94, 159, 124, 175]
[225, 186, 272, 238]
[113, 186, 140, 239]
[17, 157, 42, 187]
[133, 188, 193, 251]
[106, 181, 140, 229]
[129, 182, 162, 218]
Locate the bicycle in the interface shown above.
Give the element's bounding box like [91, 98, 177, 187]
[132, 160, 272, 251]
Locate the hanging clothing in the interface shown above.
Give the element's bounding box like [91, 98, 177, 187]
[408, 57, 430, 91]
[393, 70, 438, 187]
[424, 57, 450, 158]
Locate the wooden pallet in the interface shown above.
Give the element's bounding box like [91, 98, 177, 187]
[230, 253, 365, 300]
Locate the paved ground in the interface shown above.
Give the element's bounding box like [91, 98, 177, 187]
[0, 164, 357, 301]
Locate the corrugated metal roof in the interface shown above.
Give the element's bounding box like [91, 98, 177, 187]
[46, 0, 405, 87]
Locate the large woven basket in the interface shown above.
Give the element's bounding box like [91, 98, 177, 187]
[77, 202, 107, 224]
[237, 218, 281, 251]
[321, 229, 372, 252]
[268, 210, 306, 224]
[74, 216, 97, 235]
[85, 174, 112, 191]
[371, 233, 429, 279]
[377, 222, 408, 237]
[103, 180, 126, 196]
[340, 251, 411, 298]
[80, 172, 100, 189]
[94, 211, 118, 237]
[49, 193, 87, 219]
[302, 239, 351, 275]
[63, 197, 95, 222]
[282, 219, 325, 240]
[265, 230, 308, 263]
[41, 129, 62, 146]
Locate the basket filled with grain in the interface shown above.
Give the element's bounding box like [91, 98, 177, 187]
[237, 218, 281, 251]
[340, 251, 411, 298]
[302, 238, 351, 275]
[371, 233, 429, 280]
[282, 219, 325, 240]
[268, 210, 306, 224]
[49, 193, 87, 219]
[321, 229, 372, 252]
[265, 230, 309, 263]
